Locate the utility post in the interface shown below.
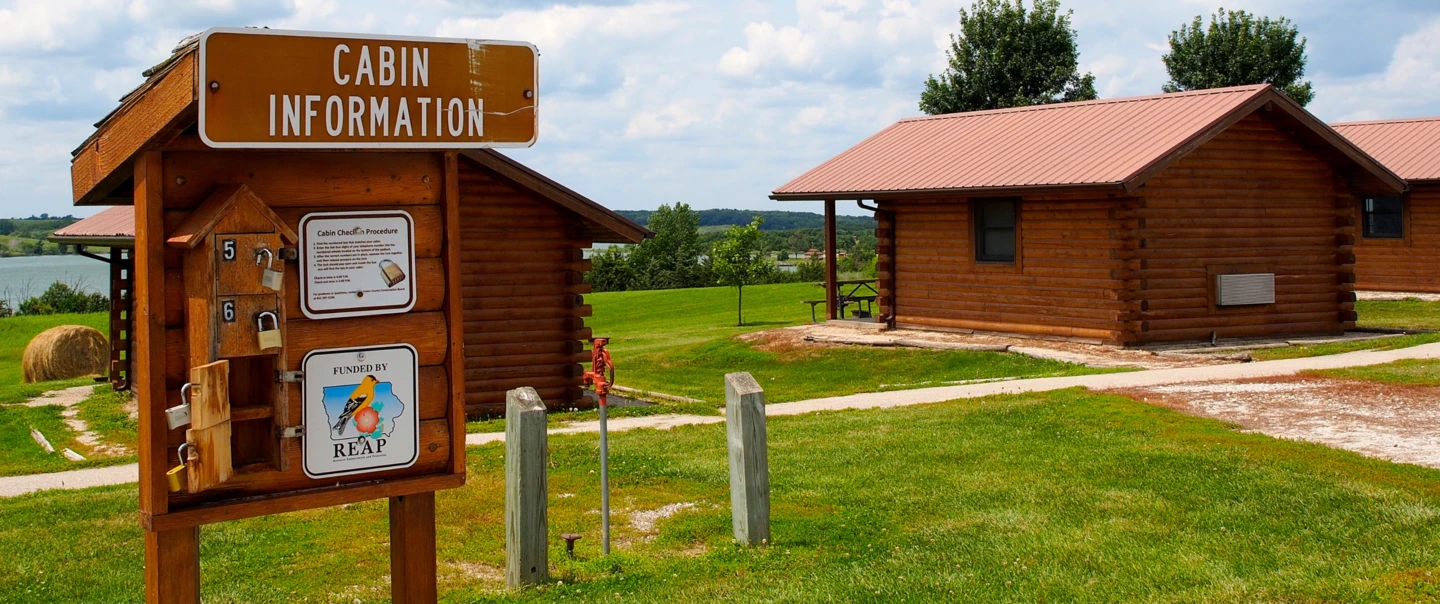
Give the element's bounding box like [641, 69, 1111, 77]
[505, 387, 548, 588]
[725, 372, 770, 546]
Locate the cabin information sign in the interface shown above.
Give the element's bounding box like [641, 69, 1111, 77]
[302, 344, 420, 478]
[300, 210, 416, 319]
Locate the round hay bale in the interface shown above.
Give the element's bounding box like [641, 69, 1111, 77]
[22, 325, 108, 383]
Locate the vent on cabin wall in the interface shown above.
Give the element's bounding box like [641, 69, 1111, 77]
[1216, 273, 1275, 306]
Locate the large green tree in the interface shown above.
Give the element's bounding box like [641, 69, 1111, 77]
[1162, 8, 1314, 106]
[920, 0, 1096, 115]
[626, 202, 709, 290]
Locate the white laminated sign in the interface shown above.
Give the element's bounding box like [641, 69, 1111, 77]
[300, 210, 416, 319]
[302, 344, 420, 479]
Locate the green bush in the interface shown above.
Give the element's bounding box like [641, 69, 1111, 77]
[17, 282, 109, 315]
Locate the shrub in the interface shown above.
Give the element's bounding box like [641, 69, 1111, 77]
[18, 281, 109, 315]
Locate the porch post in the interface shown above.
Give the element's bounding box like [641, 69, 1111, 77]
[824, 199, 838, 321]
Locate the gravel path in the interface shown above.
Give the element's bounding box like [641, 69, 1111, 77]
[1116, 376, 1440, 468]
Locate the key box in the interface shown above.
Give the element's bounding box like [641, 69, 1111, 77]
[165, 184, 299, 492]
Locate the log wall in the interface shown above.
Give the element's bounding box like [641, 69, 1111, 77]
[881, 192, 1132, 344]
[457, 158, 592, 416]
[1130, 112, 1355, 343]
[1353, 184, 1440, 293]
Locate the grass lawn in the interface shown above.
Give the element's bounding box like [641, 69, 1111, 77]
[0, 313, 136, 476]
[583, 283, 1106, 410]
[5, 389, 1440, 602]
[1250, 299, 1440, 361]
[1309, 358, 1440, 385]
[0, 312, 108, 389]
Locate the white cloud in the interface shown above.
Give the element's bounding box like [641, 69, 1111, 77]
[1311, 18, 1440, 121]
[3, 0, 1440, 220]
[435, 2, 688, 53]
[624, 101, 705, 138]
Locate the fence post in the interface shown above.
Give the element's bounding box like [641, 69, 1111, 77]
[505, 387, 548, 588]
[725, 372, 770, 546]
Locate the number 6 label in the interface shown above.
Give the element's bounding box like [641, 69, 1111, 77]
[221, 300, 236, 323]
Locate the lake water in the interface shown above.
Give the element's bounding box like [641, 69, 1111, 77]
[0, 255, 111, 307]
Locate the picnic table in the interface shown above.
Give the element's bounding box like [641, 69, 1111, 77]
[803, 279, 878, 322]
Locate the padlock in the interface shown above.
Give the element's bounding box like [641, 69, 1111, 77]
[257, 248, 283, 291]
[257, 311, 282, 350]
[164, 383, 194, 430]
[166, 443, 190, 493]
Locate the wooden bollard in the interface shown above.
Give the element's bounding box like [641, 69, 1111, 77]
[505, 387, 548, 588]
[725, 372, 770, 546]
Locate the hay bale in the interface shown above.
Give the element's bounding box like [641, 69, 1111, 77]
[22, 325, 108, 383]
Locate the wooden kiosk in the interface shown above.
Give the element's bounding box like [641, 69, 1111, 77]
[66, 28, 642, 602]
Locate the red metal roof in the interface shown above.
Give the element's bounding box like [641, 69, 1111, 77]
[773, 84, 1392, 199]
[49, 206, 134, 244]
[1332, 117, 1440, 182]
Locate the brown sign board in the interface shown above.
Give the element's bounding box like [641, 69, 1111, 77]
[199, 28, 537, 148]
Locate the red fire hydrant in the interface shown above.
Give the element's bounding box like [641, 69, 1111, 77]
[581, 337, 615, 554]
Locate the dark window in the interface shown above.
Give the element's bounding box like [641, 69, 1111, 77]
[1363, 195, 1404, 239]
[974, 199, 1017, 263]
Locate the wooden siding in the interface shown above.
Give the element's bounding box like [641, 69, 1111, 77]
[1353, 184, 1440, 293]
[458, 161, 593, 415]
[1130, 113, 1354, 343]
[881, 193, 1132, 344]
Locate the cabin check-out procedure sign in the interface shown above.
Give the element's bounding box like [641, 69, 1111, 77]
[198, 28, 538, 148]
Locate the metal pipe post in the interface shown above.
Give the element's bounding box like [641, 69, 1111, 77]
[599, 398, 611, 554]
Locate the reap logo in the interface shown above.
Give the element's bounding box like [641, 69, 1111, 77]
[321, 375, 405, 448]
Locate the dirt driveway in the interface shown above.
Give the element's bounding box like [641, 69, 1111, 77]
[1115, 376, 1440, 469]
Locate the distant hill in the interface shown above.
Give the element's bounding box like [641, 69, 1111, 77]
[617, 209, 875, 231]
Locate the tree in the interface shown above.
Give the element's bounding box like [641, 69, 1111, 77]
[0, 220, 12, 235]
[1162, 8, 1314, 106]
[920, 0, 1096, 115]
[626, 202, 708, 290]
[586, 245, 635, 293]
[711, 218, 771, 326]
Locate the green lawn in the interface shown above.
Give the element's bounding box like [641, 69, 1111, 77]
[0, 312, 108, 387]
[0, 313, 135, 476]
[1249, 299, 1440, 361]
[584, 283, 1105, 410]
[1309, 358, 1440, 385]
[5, 389, 1440, 602]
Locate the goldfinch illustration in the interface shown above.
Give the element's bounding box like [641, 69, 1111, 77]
[333, 375, 380, 436]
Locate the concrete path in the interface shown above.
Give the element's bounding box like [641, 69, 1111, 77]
[4, 342, 1438, 497]
[465, 414, 724, 446]
[0, 463, 137, 498]
[767, 342, 1440, 416]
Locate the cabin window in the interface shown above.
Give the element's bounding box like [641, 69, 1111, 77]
[1363, 195, 1404, 239]
[974, 198, 1017, 263]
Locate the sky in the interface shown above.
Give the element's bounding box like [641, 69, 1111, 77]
[1, 0, 1438, 219]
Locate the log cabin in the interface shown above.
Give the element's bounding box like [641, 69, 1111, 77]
[772, 85, 1406, 346]
[1332, 117, 1440, 293]
[48, 206, 136, 390]
[67, 38, 650, 422]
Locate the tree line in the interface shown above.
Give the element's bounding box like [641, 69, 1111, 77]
[615, 209, 875, 231]
[588, 203, 877, 295]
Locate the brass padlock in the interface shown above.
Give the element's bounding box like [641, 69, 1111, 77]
[257, 311, 282, 350]
[257, 248, 283, 291]
[166, 443, 190, 493]
[164, 383, 194, 430]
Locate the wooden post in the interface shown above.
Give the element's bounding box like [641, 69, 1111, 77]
[725, 372, 770, 546]
[824, 199, 838, 320]
[505, 387, 548, 587]
[144, 527, 199, 603]
[389, 492, 438, 603]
